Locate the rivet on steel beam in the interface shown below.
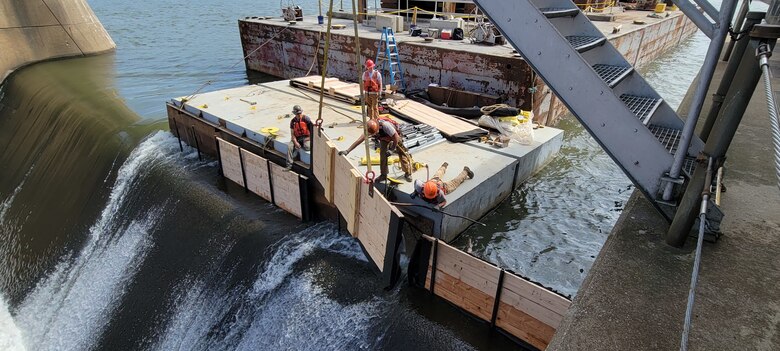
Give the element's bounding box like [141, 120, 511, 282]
[537, 51, 541, 55]
[569, 87, 573, 91]
[634, 128, 638, 133]
[602, 123, 606, 127]
[634, 161, 640, 165]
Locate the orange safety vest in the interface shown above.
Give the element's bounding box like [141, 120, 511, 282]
[363, 70, 381, 92]
[292, 116, 310, 138]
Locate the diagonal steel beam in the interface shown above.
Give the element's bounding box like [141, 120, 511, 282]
[693, 0, 720, 21]
[671, 0, 716, 38]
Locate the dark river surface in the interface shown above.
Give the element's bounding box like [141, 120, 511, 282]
[0, 0, 720, 349]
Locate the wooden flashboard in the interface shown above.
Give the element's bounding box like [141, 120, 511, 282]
[388, 99, 487, 141]
[311, 129, 404, 286]
[290, 76, 362, 105]
[217, 137, 307, 220]
[411, 235, 571, 350]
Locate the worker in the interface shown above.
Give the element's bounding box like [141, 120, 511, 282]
[338, 118, 413, 182]
[286, 105, 313, 169]
[362, 59, 383, 120]
[411, 162, 474, 208]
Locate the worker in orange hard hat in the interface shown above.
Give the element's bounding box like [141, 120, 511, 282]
[339, 117, 414, 182]
[362, 59, 383, 120]
[411, 162, 474, 208]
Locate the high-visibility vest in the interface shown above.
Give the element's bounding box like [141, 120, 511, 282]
[292, 116, 310, 138]
[363, 70, 380, 92]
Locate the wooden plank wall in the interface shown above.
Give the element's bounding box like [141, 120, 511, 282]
[217, 138, 305, 220]
[217, 138, 245, 187]
[420, 235, 571, 350]
[241, 149, 272, 202]
[312, 130, 336, 203]
[312, 130, 404, 280]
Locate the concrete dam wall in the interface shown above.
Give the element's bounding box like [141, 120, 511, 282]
[0, 0, 115, 82]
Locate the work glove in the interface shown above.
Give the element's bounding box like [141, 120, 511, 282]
[410, 191, 417, 199]
[338, 151, 347, 156]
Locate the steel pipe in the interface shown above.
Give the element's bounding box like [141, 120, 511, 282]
[671, 0, 717, 38]
[723, 0, 752, 61]
[663, 0, 738, 201]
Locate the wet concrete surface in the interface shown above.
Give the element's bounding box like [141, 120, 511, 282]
[549, 44, 780, 350]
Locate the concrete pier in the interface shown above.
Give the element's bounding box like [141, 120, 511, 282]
[0, 0, 115, 82]
[239, 9, 697, 125]
[168, 80, 563, 241]
[548, 47, 780, 349]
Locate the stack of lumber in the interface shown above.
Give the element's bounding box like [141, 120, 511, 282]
[389, 100, 487, 141]
[290, 76, 362, 105]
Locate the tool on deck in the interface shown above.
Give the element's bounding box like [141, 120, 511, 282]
[239, 98, 256, 105]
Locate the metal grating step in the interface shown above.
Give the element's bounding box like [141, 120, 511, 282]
[648, 125, 683, 154]
[683, 157, 697, 175]
[565, 35, 606, 53]
[593, 64, 633, 88]
[541, 7, 580, 18]
[619, 94, 663, 124]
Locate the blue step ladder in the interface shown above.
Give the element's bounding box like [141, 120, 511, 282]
[375, 27, 407, 93]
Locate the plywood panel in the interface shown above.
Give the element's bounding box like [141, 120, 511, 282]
[217, 138, 244, 187]
[312, 131, 336, 203]
[333, 154, 361, 234]
[495, 301, 556, 350]
[389, 100, 486, 139]
[418, 235, 569, 350]
[356, 181, 403, 273]
[269, 163, 303, 218]
[240, 149, 272, 202]
[500, 273, 571, 328]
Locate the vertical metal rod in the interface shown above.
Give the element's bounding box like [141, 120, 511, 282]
[679, 157, 714, 351]
[723, 0, 751, 61]
[190, 125, 202, 161]
[215, 136, 223, 177]
[701, 12, 765, 142]
[490, 269, 506, 329]
[429, 238, 439, 295]
[668, 38, 770, 246]
[172, 117, 184, 152]
[317, 0, 335, 125]
[663, 0, 738, 201]
[238, 148, 249, 192]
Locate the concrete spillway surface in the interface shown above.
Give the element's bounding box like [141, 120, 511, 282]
[173, 80, 563, 240]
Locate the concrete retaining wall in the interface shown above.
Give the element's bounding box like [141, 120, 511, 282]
[0, 0, 115, 82]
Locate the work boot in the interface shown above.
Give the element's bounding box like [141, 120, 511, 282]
[285, 163, 293, 170]
[442, 162, 449, 168]
[403, 173, 413, 182]
[464, 166, 474, 179]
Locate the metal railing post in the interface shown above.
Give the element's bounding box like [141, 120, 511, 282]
[701, 12, 766, 142]
[663, 0, 739, 202]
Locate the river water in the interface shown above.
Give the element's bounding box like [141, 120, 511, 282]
[0, 0, 721, 349]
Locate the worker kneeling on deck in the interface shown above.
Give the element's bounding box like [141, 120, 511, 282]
[411, 162, 474, 208]
[286, 105, 313, 169]
[363, 59, 382, 119]
[339, 118, 413, 182]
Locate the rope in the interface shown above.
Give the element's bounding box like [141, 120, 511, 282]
[182, 27, 291, 103]
[350, 0, 373, 177]
[316, 0, 336, 128]
[390, 202, 487, 226]
[758, 44, 780, 192]
[480, 104, 513, 115]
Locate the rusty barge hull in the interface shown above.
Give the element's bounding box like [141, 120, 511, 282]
[239, 10, 697, 125]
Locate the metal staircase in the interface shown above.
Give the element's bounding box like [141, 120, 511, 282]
[375, 27, 407, 92]
[473, 0, 716, 223]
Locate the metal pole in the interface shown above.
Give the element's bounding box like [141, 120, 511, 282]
[701, 12, 765, 142]
[679, 157, 714, 351]
[667, 37, 773, 246]
[663, 0, 738, 201]
[723, 0, 751, 61]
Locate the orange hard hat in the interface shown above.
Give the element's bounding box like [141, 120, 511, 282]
[366, 120, 379, 134]
[365, 59, 375, 69]
[423, 181, 439, 199]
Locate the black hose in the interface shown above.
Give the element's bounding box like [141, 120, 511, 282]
[390, 202, 487, 226]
